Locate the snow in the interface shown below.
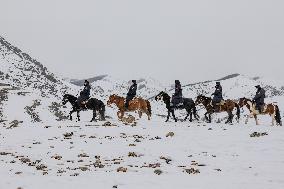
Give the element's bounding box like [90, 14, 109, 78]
[1, 118, 284, 189]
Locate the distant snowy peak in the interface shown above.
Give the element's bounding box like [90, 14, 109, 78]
[69, 75, 108, 86]
[182, 74, 284, 99]
[0, 36, 74, 97]
[86, 75, 166, 100]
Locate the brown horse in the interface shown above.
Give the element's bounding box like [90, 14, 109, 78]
[107, 94, 152, 120]
[195, 95, 240, 124]
[238, 97, 282, 126]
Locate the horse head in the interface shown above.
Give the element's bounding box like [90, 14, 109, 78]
[238, 97, 252, 108]
[155, 91, 165, 101]
[62, 94, 77, 105]
[107, 94, 119, 106]
[62, 94, 70, 105]
[195, 95, 206, 105]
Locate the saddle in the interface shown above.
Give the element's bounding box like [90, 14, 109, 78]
[170, 102, 184, 109]
[211, 100, 225, 112]
[216, 100, 226, 106]
[253, 103, 266, 114]
[80, 99, 89, 109]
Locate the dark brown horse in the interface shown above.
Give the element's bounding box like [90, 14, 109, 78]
[107, 94, 151, 120]
[238, 97, 282, 126]
[195, 95, 240, 124]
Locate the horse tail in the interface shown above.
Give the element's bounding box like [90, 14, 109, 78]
[275, 105, 282, 126]
[146, 100, 152, 116]
[235, 102, 240, 120]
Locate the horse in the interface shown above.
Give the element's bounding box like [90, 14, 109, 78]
[195, 95, 240, 124]
[107, 94, 151, 120]
[238, 97, 282, 126]
[155, 91, 199, 122]
[62, 94, 106, 122]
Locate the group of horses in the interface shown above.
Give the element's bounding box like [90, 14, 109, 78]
[62, 91, 282, 126]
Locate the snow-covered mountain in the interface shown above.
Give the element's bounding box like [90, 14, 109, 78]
[0, 36, 79, 123]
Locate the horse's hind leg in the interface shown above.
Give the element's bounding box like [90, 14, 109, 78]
[225, 111, 233, 124]
[208, 113, 212, 123]
[254, 115, 259, 125]
[91, 110, 97, 122]
[100, 110, 106, 121]
[77, 111, 80, 121]
[184, 109, 190, 121]
[146, 112, 151, 120]
[271, 113, 275, 126]
[205, 112, 211, 123]
[204, 112, 208, 122]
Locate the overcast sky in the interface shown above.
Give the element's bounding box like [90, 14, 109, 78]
[1, 0, 284, 84]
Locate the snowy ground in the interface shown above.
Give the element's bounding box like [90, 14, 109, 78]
[1, 113, 284, 189]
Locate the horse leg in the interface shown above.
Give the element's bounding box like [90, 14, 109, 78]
[245, 115, 248, 124]
[100, 109, 106, 121]
[184, 109, 190, 121]
[77, 110, 80, 121]
[117, 111, 121, 119]
[146, 111, 151, 120]
[189, 111, 193, 122]
[166, 110, 170, 122]
[138, 111, 142, 118]
[254, 115, 259, 125]
[204, 112, 208, 122]
[171, 110, 177, 122]
[194, 113, 200, 121]
[91, 110, 97, 122]
[271, 113, 275, 126]
[117, 111, 124, 120]
[225, 111, 233, 124]
[69, 110, 75, 121]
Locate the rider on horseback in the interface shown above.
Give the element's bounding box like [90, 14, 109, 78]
[171, 80, 183, 108]
[77, 80, 91, 109]
[253, 85, 266, 113]
[125, 80, 137, 109]
[212, 82, 223, 112]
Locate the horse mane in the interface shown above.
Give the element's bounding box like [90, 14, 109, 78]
[197, 94, 211, 101]
[65, 94, 76, 99]
[242, 97, 252, 103]
[110, 94, 125, 100]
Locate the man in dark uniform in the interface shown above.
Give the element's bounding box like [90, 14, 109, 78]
[171, 80, 183, 107]
[77, 80, 91, 108]
[253, 85, 266, 113]
[125, 80, 137, 109]
[212, 82, 223, 111]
